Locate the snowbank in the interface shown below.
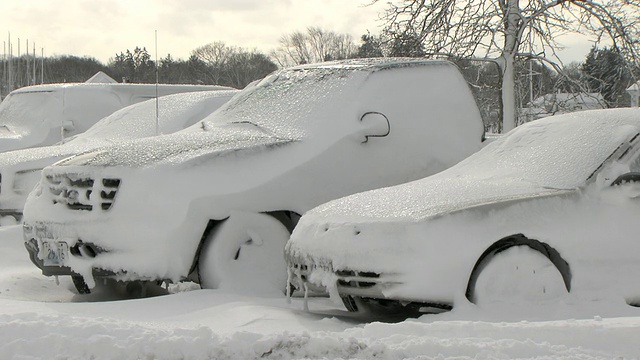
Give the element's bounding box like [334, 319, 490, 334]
[1, 225, 639, 359]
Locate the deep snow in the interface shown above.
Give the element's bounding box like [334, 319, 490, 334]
[1, 225, 639, 359]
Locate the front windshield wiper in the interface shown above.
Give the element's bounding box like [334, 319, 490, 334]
[230, 120, 258, 127]
[199, 120, 261, 133]
[586, 132, 640, 182]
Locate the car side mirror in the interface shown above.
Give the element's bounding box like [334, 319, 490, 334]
[611, 172, 640, 186]
[359, 112, 390, 144]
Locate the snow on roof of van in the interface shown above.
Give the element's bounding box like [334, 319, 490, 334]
[10, 82, 229, 93]
[290, 57, 452, 72]
[201, 58, 457, 141]
[85, 71, 117, 84]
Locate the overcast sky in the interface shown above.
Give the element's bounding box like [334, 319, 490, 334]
[1, 0, 592, 65]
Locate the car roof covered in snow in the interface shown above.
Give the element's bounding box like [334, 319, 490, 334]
[195, 58, 464, 140]
[55, 58, 480, 169]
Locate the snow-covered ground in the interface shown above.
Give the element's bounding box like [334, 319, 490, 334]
[1, 226, 639, 359]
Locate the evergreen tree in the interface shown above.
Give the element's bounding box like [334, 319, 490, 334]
[108, 47, 155, 83]
[581, 46, 629, 107]
[388, 32, 425, 57]
[356, 33, 384, 58]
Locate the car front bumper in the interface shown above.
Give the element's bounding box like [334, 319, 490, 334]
[23, 224, 115, 278]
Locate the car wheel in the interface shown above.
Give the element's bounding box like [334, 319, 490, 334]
[341, 295, 437, 317]
[197, 211, 291, 294]
[467, 245, 569, 306]
[341, 295, 399, 313]
[71, 275, 91, 294]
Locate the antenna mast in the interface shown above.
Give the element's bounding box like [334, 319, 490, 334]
[155, 30, 159, 135]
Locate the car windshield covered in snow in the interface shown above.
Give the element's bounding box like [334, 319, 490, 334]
[0, 90, 59, 136]
[452, 112, 637, 189]
[78, 90, 238, 142]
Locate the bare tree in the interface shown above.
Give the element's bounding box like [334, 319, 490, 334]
[377, 0, 640, 132]
[272, 27, 358, 66]
[191, 41, 234, 84]
[191, 42, 277, 88]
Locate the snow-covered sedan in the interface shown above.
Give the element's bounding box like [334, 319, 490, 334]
[22, 58, 485, 294]
[0, 90, 237, 222]
[286, 108, 640, 314]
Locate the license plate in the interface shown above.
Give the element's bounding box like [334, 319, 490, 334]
[42, 241, 69, 266]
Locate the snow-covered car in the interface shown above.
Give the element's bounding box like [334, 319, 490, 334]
[0, 90, 237, 221]
[0, 82, 233, 153]
[286, 108, 640, 315]
[22, 58, 485, 294]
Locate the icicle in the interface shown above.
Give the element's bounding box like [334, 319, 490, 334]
[286, 268, 293, 304]
[55, 276, 59, 286]
[303, 282, 309, 312]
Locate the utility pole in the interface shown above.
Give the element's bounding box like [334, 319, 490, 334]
[2, 41, 5, 99]
[26, 39, 30, 86]
[40, 48, 44, 84]
[155, 30, 159, 136]
[17, 38, 20, 88]
[32, 43, 36, 85]
[7, 32, 12, 93]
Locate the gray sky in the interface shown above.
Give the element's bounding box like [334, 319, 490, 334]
[1, 0, 592, 64]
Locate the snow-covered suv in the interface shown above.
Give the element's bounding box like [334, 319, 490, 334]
[23, 58, 485, 294]
[0, 90, 237, 221]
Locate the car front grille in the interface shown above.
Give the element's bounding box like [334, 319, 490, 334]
[336, 269, 381, 289]
[290, 260, 387, 291]
[46, 174, 121, 211]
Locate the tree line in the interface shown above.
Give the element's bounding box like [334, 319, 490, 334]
[1, 14, 638, 133]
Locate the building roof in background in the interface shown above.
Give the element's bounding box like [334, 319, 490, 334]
[85, 71, 117, 84]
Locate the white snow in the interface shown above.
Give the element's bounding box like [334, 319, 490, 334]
[1, 225, 639, 359]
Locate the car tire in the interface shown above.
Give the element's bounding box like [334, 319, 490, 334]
[72, 275, 91, 294]
[466, 244, 569, 306]
[341, 295, 436, 317]
[341, 295, 400, 314]
[197, 211, 291, 294]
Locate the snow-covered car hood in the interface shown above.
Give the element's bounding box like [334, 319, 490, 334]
[308, 174, 573, 223]
[55, 124, 295, 168]
[0, 142, 102, 169]
[305, 108, 640, 223]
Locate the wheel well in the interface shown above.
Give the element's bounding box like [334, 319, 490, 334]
[187, 210, 302, 278]
[465, 234, 572, 304]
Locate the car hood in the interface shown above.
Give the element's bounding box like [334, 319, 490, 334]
[305, 172, 575, 224]
[55, 124, 295, 168]
[0, 141, 105, 169]
[0, 131, 29, 153]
